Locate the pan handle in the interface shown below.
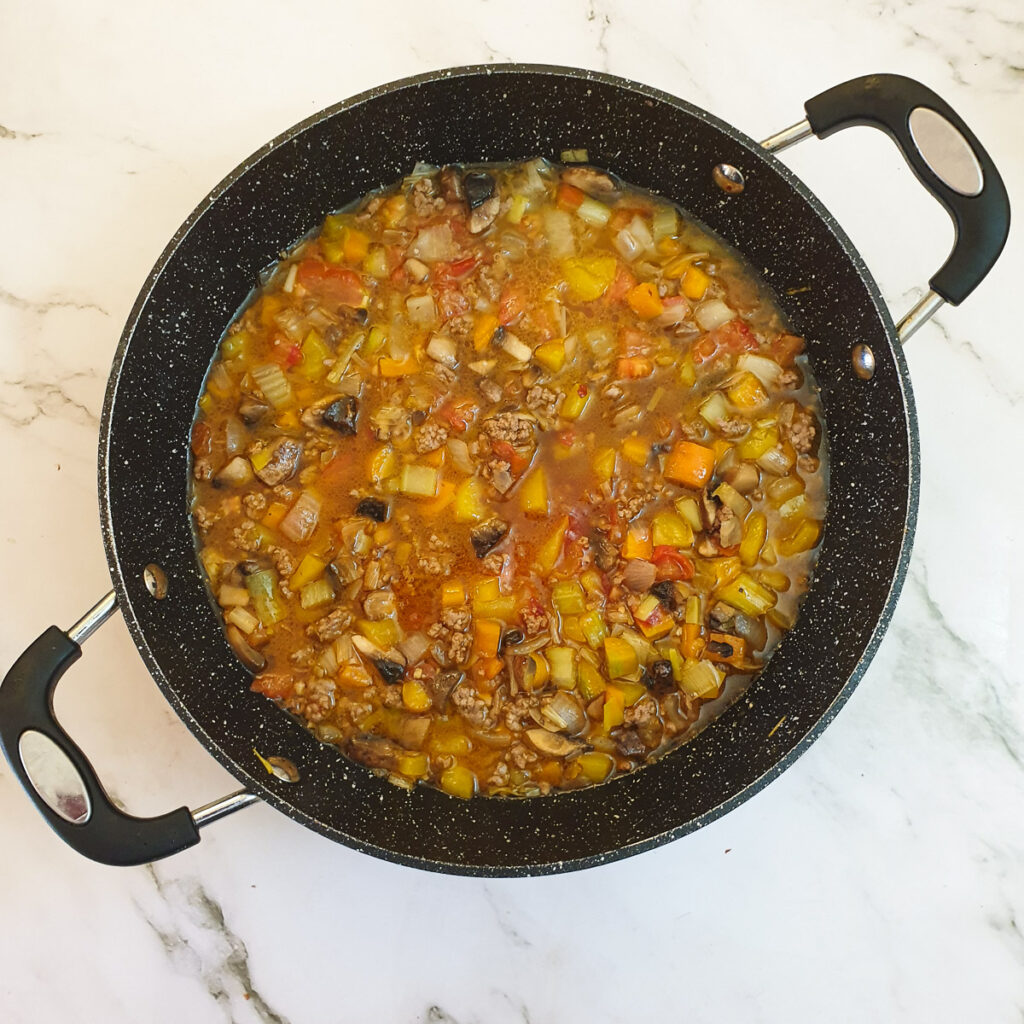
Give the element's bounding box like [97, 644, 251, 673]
[761, 73, 1010, 332]
[0, 592, 258, 866]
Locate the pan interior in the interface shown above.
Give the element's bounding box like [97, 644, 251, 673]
[99, 65, 916, 875]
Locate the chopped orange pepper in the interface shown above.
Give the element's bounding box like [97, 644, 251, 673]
[622, 523, 653, 560]
[474, 619, 502, 659]
[705, 632, 748, 667]
[261, 501, 289, 529]
[441, 582, 466, 607]
[473, 655, 505, 683]
[603, 685, 626, 729]
[473, 313, 500, 352]
[626, 281, 664, 320]
[378, 355, 418, 377]
[663, 441, 716, 489]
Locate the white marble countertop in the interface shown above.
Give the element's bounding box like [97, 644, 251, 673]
[2, 1, 1023, 1021]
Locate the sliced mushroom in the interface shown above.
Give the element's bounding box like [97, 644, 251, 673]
[355, 497, 389, 522]
[253, 438, 302, 486]
[440, 165, 465, 202]
[724, 461, 760, 494]
[525, 728, 581, 758]
[238, 395, 270, 426]
[347, 734, 403, 770]
[302, 394, 359, 435]
[427, 669, 463, 712]
[560, 166, 619, 199]
[471, 518, 509, 558]
[591, 531, 619, 572]
[718, 508, 744, 548]
[468, 196, 500, 235]
[463, 171, 495, 208]
[226, 624, 266, 672]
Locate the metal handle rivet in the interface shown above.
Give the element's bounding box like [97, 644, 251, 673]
[712, 163, 745, 194]
[143, 564, 168, 599]
[852, 343, 876, 380]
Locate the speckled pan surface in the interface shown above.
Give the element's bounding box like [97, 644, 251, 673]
[98, 64, 917, 876]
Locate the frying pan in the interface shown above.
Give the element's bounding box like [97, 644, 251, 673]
[0, 66, 1009, 874]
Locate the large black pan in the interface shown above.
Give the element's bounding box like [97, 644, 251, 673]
[0, 67, 1009, 874]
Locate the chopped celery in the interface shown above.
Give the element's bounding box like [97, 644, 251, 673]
[576, 197, 611, 227]
[327, 331, 365, 383]
[716, 573, 777, 616]
[577, 658, 607, 700]
[299, 329, 331, 380]
[245, 570, 285, 627]
[252, 363, 293, 409]
[674, 497, 702, 533]
[579, 610, 607, 649]
[652, 206, 678, 241]
[547, 646, 577, 689]
[220, 331, 250, 360]
[551, 581, 585, 615]
[299, 578, 334, 609]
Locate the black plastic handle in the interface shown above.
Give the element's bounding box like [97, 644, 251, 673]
[0, 625, 200, 866]
[804, 73, 1010, 305]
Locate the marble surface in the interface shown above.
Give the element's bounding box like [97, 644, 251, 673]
[1, 1, 1022, 1021]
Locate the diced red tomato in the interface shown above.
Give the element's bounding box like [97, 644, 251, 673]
[447, 256, 478, 279]
[295, 259, 366, 307]
[271, 337, 302, 368]
[692, 317, 758, 364]
[618, 326, 649, 355]
[250, 673, 292, 699]
[607, 264, 637, 304]
[438, 401, 474, 434]
[498, 284, 528, 326]
[651, 546, 695, 581]
[491, 438, 529, 475]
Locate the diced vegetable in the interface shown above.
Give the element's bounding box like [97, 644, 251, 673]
[699, 391, 730, 427]
[716, 573, 778, 616]
[622, 524, 653, 561]
[501, 332, 533, 363]
[519, 468, 549, 517]
[559, 384, 590, 420]
[694, 298, 735, 331]
[547, 646, 577, 689]
[577, 659, 607, 700]
[674, 497, 702, 532]
[714, 482, 751, 519]
[632, 595, 674, 640]
[738, 423, 780, 461]
[576, 751, 613, 783]
[356, 618, 399, 650]
[651, 511, 693, 549]
[442, 582, 466, 607]
[425, 334, 457, 367]
[246, 570, 285, 627]
[279, 491, 321, 543]
[289, 553, 326, 591]
[593, 446, 616, 483]
[604, 636, 639, 679]
[562, 255, 616, 301]
[603, 685, 626, 728]
[739, 512, 768, 566]
[663, 441, 716, 489]
[777, 518, 822, 556]
[544, 208, 576, 259]
[536, 516, 569, 574]
[551, 581, 586, 615]
[252, 363, 293, 409]
[678, 658, 724, 699]
[299, 329, 332, 380]
[681, 266, 710, 300]
[440, 765, 476, 799]
[533, 340, 566, 372]
[626, 282, 664, 320]
[651, 206, 678, 241]
[576, 197, 611, 227]
[621, 435, 649, 466]
[299, 578, 334, 609]
[454, 476, 489, 523]
[579, 610, 607, 648]
[399, 464, 440, 499]
[737, 352, 784, 388]
[474, 619, 502, 658]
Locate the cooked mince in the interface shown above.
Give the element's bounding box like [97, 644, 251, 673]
[190, 159, 826, 799]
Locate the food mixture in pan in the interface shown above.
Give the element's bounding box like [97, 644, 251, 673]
[190, 158, 825, 798]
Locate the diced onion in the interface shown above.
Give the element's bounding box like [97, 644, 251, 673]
[699, 391, 729, 426]
[627, 215, 655, 254]
[426, 334, 457, 367]
[280, 491, 321, 543]
[215, 456, 253, 488]
[499, 232, 527, 261]
[695, 299, 735, 331]
[542, 208, 575, 258]
[468, 359, 496, 375]
[406, 294, 436, 325]
[397, 631, 430, 666]
[410, 223, 456, 262]
[224, 415, 247, 456]
[737, 352, 784, 388]
[653, 295, 690, 327]
[613, 228, 640, 262]
[446, 437, 475, 475]
[622, 559, 657, 592]
[757, 445, 796, 476]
